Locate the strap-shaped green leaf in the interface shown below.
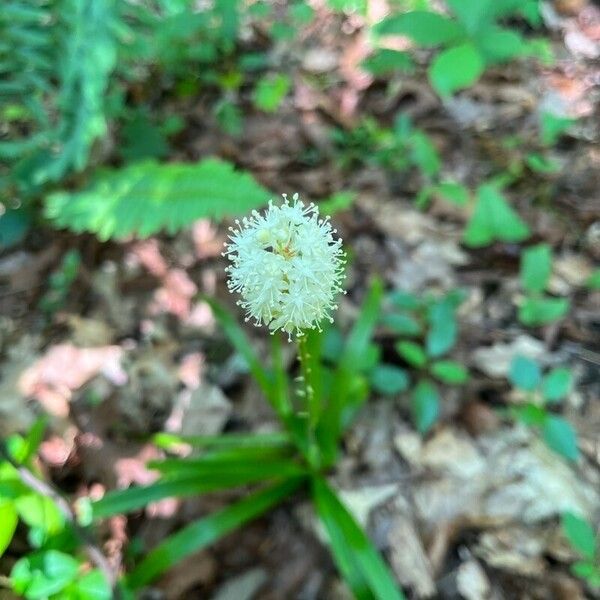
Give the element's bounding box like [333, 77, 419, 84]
[318, 279, 383, 463]
[45, 159, 271, 239]
[126, 478, 304, 589]
[311, 477, 405, 600]
[207, 298, 280, 412]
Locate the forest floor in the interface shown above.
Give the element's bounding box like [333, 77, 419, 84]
[1, 1, 600, 599]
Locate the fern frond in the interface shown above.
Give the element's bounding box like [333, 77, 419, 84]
[0, 0, 117, 190]
[45, 159, 271, 240]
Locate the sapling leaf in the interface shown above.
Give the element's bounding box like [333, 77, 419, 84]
[509, 355, 541, 391]
[521, 244, 552, 293]
[541, 368, 572, 403]
[475, 26, 525, 64]
[586, 269, 600, 290]
[429, 43, 484, 96]
[375, 11, 463, 46]
[370, 364, 410, 395]
[430, 360, 469, 384]
[542, 416, 579, 461]
[426, 299, 456, 357]
[512, 403, 547, 426]
[463, 184, 530, 247]
[411, 379, 440, 433]
[381, 313, 421, 336]
[518, 296, 570, 326]
[541, 111, 575, 146]
[396, 341, 427, 368]
[562, 512, 597, 560]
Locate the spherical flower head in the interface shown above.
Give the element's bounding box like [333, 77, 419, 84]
[224, 193, 346, 337]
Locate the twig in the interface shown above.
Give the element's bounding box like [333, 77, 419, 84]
[0, 447, 120, 596]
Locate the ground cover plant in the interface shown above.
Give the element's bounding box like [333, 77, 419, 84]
[1, 0, 600, 598]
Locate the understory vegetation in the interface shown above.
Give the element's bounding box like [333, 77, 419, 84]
[1, 0, 599, 598]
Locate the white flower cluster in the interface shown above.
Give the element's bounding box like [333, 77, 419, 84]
[224, 193, 346, 337]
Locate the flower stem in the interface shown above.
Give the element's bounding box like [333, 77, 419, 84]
[297, 333, 321, 468]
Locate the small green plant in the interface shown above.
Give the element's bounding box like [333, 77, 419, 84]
[463, 183, 530, 247]
[375, 0, 543, 96]
[518, 243, 570, 326]
[86, 198, 406, 598]
[562, 512, 600, 588]
[508, 355, 578, 461]
[375, 289, 469, 433]
[253, 74, 291, 113]
[333, 115, 440, 182]
[39, 250, 81, 317]
[0, 420, 114, 598]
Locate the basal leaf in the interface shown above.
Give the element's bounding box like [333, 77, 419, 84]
[126, 478, 304, 589]
[312, 477, 405, 600]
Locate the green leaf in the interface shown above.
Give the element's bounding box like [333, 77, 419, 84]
[562, 512, 596, 560]
[362, 49, 414, 76]
[541, 111, 575, 146]
[585, 269, 600, 290]
[0, 501, 18, 556]
[153, 431, 291, 451]
[429, 43, 484, 97]
[126, 478, 304, 589]
[388, 291, 420, 310]
[207, 298, 285, 417]
[370, 365, 410, 395]
[433, 181, 469, 205]
[475, 26, 525, 64]
[426, 299, 456, 357]
[375, 11, 463, 46]
[120, 111, 170, 162]
[45, 159, 271, 240]
[11, 550, 79, 599]
[542, 416, 579, 461]
[445, 0, 505, 33]
[509, 355, 541, 391]
[15, 494, 64, 536]
[411, 380, 440, 433]
[410, 131, 440, 177]
[395, 341, 427, 368]
[320, 279, 383, 461]
[430, 360, 469, 384]
[0, 208, 31, 249]
[319, 191, 357, 216]
[463, 184, 530, 247]
[512, 403, 547, 426]
[253, 74, 290, 113]
[519, 296, 570, 326]
[381, 313, 421, 336]
[91, 467, 302, 519]
[572, 560, 600, 582]
[76, 570, 112, 600]
[311, 477, 406, 600]
[525, 153, 560, 174]
[542, 368, 572, 403]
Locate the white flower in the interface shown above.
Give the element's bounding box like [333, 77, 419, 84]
[224, 193, 346, 337]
